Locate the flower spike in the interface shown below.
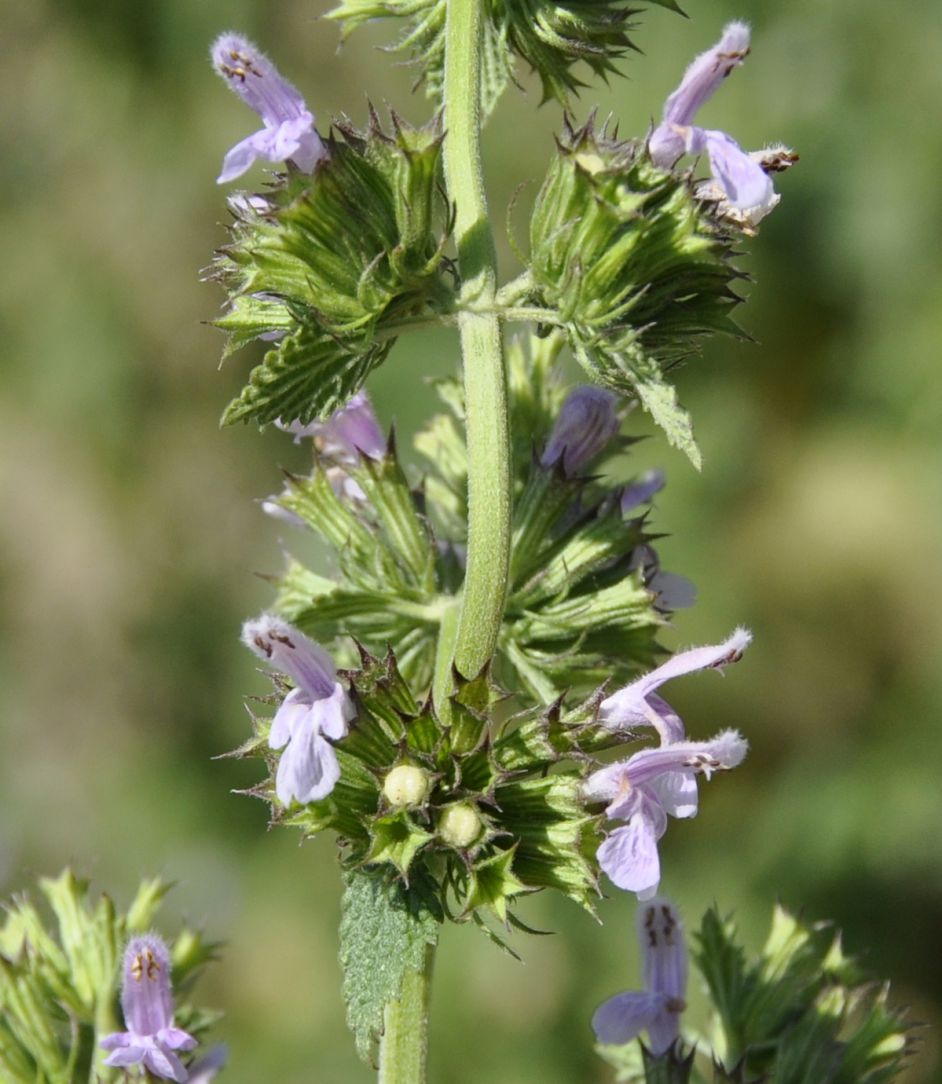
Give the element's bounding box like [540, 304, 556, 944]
[211, 32, 327, 183]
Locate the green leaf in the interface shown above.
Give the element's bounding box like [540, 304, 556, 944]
[221, 324, 392, 429]
[339, 869, 440, 1064]
[632, 358, 701, 469]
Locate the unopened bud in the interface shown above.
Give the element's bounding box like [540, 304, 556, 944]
[437, 803, 483, 849]
[382, 764, 431, 808]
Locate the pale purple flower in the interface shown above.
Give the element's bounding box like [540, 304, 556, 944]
[599, 627, 751, 738]
[648, 22, 751, 167]
[541, 386, 620, 477]
[584, 729, 747, 898]
[621, 469, 666, 514]
[278, 391, 385, 459]
[242, 615, 355, 805]
[593, 897, 687, 1053]
[212, 32, 327, 184]
[100, 935, 197, 1082]
[648, 22, 786, 227]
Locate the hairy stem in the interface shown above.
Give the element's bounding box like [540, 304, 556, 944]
[377, 945, 436, 1084]
[443, 0, 512, 678]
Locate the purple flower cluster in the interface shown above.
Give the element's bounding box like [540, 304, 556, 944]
[649, 22, 794, 229]
[242, 616, 354, 805]
[584, 629, 751, 898]
[211, 32, 327, 183]
[100, 935, 197, 1082]
[593, 896, 688, 1053]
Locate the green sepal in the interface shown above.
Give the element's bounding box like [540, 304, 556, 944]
[446, 668, 497, 755]
[459, 846, 527, 923]
[0, 956, 67, 1080]
[510, 491, 649, 607]
[493, 773, 599, 910]
[363, 811, 435, 876]
[125, 877, 173, 933]
[280, 747, 380, 845]
[350, 647, 421, 728]
[39, 869, 118, 1016]
[276, 466, 383, 573]
[509, 467, 584, 587]
[493, 699, 568, 772]
[597, 1043, 696, 1084]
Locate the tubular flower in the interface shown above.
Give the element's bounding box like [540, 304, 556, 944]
[593, 896, 688, 1054]
[648, 22, 792, 228]
[599, 627, 751, 739]
[100, 935, 197, 1082]
[242, 615, 355, 805]
[541, 385, 620, 477]
[211, 32, 327, 183]
[584, 729, 747, 898]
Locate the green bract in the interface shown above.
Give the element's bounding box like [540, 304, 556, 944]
[528, 119, 747, 466]
[214, 112, 453, 428]
[328, 0, 685, 114]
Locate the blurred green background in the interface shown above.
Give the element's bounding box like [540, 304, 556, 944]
[2, 0, 941, 1079]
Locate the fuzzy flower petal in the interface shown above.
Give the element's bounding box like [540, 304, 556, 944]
[593, 897, 688, 1054]
[600, 628, 751, 735]
[101, 936, 196, 1082]
[648, 22, 790, 224]
[211, 32, 327, 182]
[278, 391, 385, 460]
[621, 469, 666, 513]
[649, 21, 751, 168]
[688, 128, 776, 213]
[597, 813, 664, 898]
[586, 731, 747, 897]
[243, 615, 354, 806]
[592, 991, 668, 1045]
[274, 719, 341, 805]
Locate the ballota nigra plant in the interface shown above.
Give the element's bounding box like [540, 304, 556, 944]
[0, 6, 913, 1084]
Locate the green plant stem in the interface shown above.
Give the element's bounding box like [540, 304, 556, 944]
[432, 600, 461, 723]
[443, 0, 512, 679]
[377, 945, 435, 1084]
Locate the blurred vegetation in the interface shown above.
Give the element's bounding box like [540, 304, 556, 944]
[1, 0, 940, 1081]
